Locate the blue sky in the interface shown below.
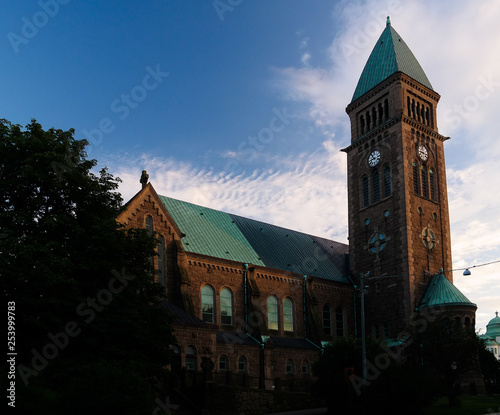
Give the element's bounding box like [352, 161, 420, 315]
[3, 0, 500, 331]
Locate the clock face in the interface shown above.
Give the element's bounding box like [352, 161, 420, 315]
[368, 150, 381, 167]
[418, 145, 428, 161]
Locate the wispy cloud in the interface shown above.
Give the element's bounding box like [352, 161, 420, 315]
[111, 139, 348, 242]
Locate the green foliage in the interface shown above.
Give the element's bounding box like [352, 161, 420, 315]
[478, 340, 500, 392]
[407, 313, 484, 407]
[0, 119, 176, 413]
[313, 336, 440, 415]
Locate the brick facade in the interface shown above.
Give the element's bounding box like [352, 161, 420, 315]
[116, 185, 354, 388]
[344, 71, 474, 338]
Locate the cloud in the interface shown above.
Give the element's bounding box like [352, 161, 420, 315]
[111, 139, 348, 243]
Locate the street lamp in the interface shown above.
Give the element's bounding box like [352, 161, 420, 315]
[359, 271, 370, 392]
[463, 268, 471, 276]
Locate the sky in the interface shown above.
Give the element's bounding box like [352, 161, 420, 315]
[3, 0, 499, 332]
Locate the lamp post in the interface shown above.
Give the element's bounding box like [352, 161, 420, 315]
[359, 271, 370, 392]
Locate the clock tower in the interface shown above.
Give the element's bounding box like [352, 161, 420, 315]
[343, 18, 455, 338]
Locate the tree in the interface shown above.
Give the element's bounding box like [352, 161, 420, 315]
[0, 119, 176, 414]
[408, 313, 484, 407]
[313, 337, 437, 415]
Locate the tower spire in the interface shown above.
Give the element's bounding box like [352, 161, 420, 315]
[386, 16, 391, 26]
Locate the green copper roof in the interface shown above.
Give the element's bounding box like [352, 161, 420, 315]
[158, 195, 349, 283]
[351, 18, 433, 102]
[485, 312, 500, 338]
[419, 271, 476, 309]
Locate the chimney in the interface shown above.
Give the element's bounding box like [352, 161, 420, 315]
[140, 170, 149, 189]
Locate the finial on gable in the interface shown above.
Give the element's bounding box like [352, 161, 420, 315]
[386, 16, 391, 26]
[140, 170, 149, 189]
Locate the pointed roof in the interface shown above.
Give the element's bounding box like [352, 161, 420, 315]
[419, 270, 476, 310]
[158, 195, 349, 284]
[351, 17, 433, 102]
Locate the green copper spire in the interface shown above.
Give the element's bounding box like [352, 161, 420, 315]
[351, 18, 433, 102]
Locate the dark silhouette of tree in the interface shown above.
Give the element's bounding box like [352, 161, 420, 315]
[1, 119, 175, 414]
[408, 313, 483, 407]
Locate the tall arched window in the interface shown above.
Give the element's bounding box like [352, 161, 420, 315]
[171, 344, 181, 373]
[219, 355, 229, 371]
[383, 165, 391, 197]
[220, 288, 233, 326]
[429, 168, 436, 200]
[413, 162, 420, 195]
[186, 345, 197, 371]
[145, 215, 153, 236]
[336, 307, 344, 336]
[373, 169, 380, 202]
[286, 358, 295, 374]
[301, 360, 310, 375]
[362, 176, 370, 207]
[201, 285, 215, 323]
[377, 103, 383, 124]
[238, 356, 247, 372]
[382, 322, 389, 338]
[283, 298, 293, 332]
[323, 304, 332, 335]
[267, 296, 278, 330]
[157, 235, 165, 286]
[421, 166, 428, 198]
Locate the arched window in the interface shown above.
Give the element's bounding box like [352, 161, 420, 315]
[267, 296, 278, 330]
[360, 115, 365, 134]
[186, 345, 197, 371]
[413, 162, 420, 195]
[145, 215, 153, 236]
[421, 166, 428, 198]
[336, 307, 344, 336]
[220, 288, 233, 326]
[373, 169, 380, 202]
[219, 355, 229, 371]
[323, 304, 332, 335]
[382, 322, 389, 338]
[465, 317, 471, 329]
[157, 235, 165, 286]
[384, 99, 389, 120]
[171, 344, 181, 373]
[429, 168, 436, 200]
[301, 360, 310, 375]
[286, 358, 295, 374]
[362, 176, 370, 207]
[283, 298, 293, 332]
[383, 165, 391, 197]
[238, 356, 247, 372]
[201, 285, 215, 323]
[377, 103, 383, 124]
[407, 96, 411, 117]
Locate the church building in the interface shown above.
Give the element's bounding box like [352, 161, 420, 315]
[116, 18, 476, 388]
